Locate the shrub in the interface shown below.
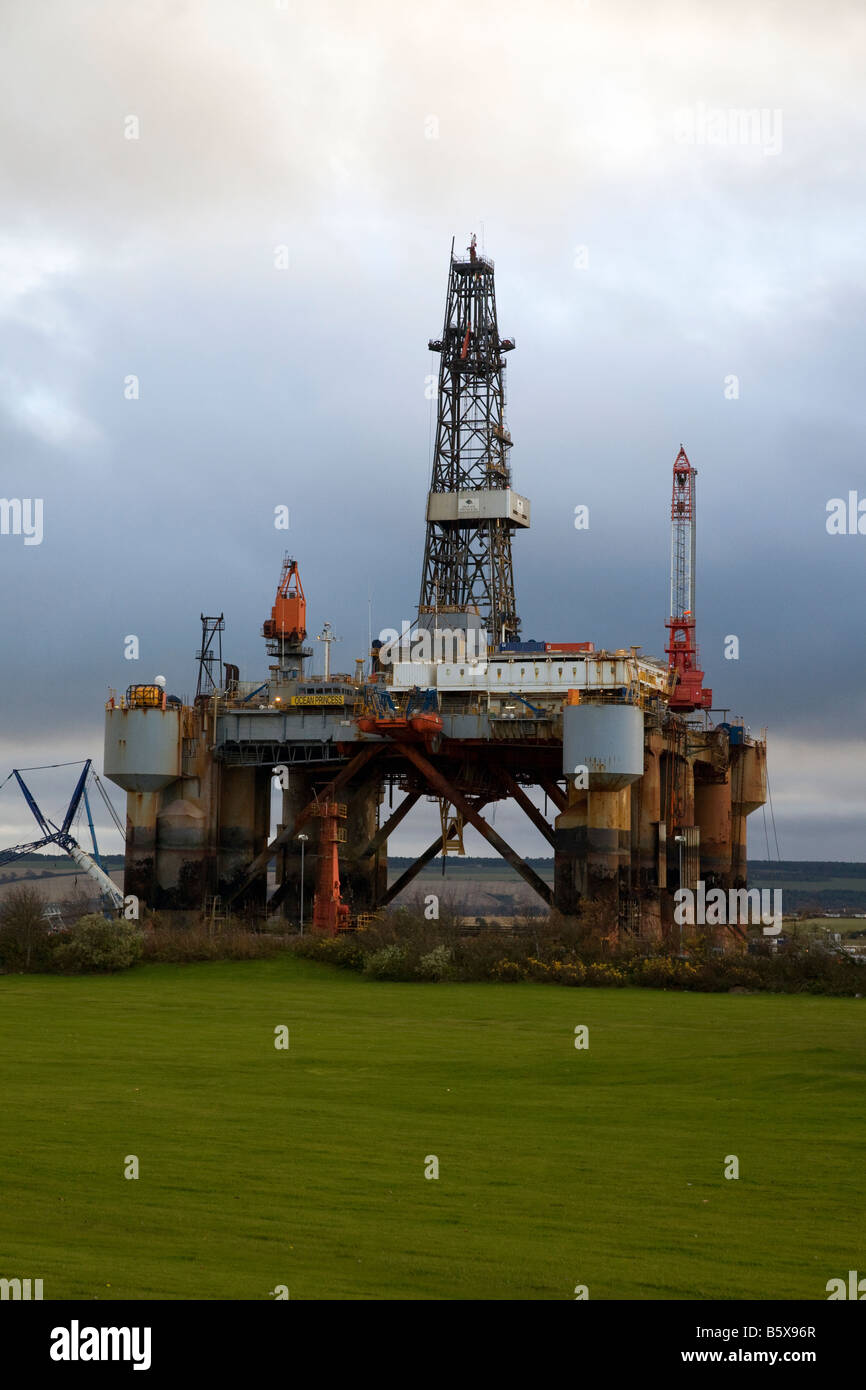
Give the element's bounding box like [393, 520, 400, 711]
[417, 944, 455, 981]
[554, 959, 586, 986]
[142, 924, 287, 964]
[53, 915, 143, 973]
[630, 956, 699, 989]
[292, 933, 366, 970]
[584, 961, 626, 987]
[363, 944, 408, 979]
[450, 931, 520, 981]
[492, 958, 525, 982]
[280, 906, 866, 997]
[525, 955, 551, 981]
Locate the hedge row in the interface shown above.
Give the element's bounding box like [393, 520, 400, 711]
[292, 929, 865, 996]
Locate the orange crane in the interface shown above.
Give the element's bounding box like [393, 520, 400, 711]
[262, 555, 312, 681]
[263, 555, 306, 644]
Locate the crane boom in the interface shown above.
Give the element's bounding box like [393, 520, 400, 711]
[67, 844, 125, 910]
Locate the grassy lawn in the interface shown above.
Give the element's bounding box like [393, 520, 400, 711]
[0, 956, 862, 1300]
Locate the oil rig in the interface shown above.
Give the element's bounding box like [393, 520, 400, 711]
[104, 236, 766, 940]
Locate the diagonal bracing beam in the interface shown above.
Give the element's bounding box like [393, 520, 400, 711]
[539, 777, 568, 812]
[345, 789, 422, 864]
[379, 837, 446, 908]
[397, 745, 553, 906]
[378, 796, 492, 908]
[497, 768, 556, 848]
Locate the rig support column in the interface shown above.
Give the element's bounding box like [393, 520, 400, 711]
[730, 741, 767, 888]
[342, 777, 386, 912]
[586, 787, 632, 907]
[219, 766, 270, 911]
[695, 778, 732, 889]
[556, 701, 645, 924]
[157, 794, 210, 908]
[124, 791, 161, 909]
[554, 788, 588, 914]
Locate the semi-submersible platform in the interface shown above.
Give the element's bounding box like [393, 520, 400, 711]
[104, 236, 766, 940]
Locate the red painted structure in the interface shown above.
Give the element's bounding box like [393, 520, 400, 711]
[310, 802, 350, 935]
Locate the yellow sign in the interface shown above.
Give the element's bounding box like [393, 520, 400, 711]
[290, 694, 345, 706]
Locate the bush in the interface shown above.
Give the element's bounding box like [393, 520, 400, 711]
[292, 933, 367, 970]
[492, 958, 525, 982]
[363, 944, 408, 979]
[284, 906, 866, 997]
[584, 962, 627, 987]
[142, 924, 288, 964]
[53, 915, 143, 973]
[630, 956, 700, 989]
[417, 944, 455, 981]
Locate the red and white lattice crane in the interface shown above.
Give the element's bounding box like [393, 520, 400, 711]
[665, 446, 712, 713]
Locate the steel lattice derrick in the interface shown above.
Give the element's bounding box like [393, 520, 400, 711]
[419, 236, 525, 646]
[665, 445, 711, 712]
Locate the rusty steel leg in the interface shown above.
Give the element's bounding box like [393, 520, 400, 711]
[342, 778, 383, 912]
[587, 787, 632, 906]
[124, 791, 159, 909]
[398, 745, 553, 907]
[554, 789, 588, 915]
[694, 779, 732, 890]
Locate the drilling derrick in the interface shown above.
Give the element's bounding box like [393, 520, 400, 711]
[419, 235, 530, 647]
[665, 446, 712, 712]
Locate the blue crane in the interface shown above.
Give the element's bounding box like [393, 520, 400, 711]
[0, 760, 125, 911]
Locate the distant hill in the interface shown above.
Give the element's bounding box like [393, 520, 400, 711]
[386, 857, 866, 912]
[3, 853, 862, 913]
[1, 852, 125, 869]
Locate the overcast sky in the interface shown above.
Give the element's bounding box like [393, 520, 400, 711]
[1, 0, 864, 862]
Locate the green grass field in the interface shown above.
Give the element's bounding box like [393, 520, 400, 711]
[797, 917, 866, 937]
[0, 957, 862, 1300]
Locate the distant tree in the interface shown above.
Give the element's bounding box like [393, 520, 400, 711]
[0, 884, 51, 969]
